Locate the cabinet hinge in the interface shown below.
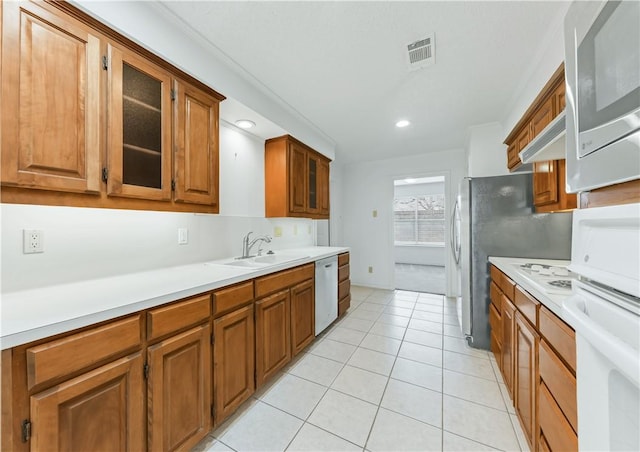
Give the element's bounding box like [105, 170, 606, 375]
[101, 167, 108, 183]
[143, 363, 150, 380]
[102, 55, 108, 70]
[171, 180, 176, 191]
[21, 419, 31, 443]
[170, 89, 176, 101]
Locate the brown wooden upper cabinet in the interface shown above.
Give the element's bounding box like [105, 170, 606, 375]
[265, 135, 331, 219]
[503, 64, 576, 213]
[0, 1, 225, 213]
[1, 1, 102, 194]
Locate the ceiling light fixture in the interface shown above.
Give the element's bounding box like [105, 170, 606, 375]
[235, 119, 256, 129]
[395, 120, 410, 128]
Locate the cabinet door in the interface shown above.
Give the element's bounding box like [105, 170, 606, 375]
[307, 153, 320, 215]
[554, 82, 566, 113]
[289, 143, 307, 213]
[318, 158, 330, 217]
[501, 295, 516, 399]
[147, 324, 211, 452]
[506, 142, 520, 170]
[1, 1, 101, 194]
[514, 311, 539, 452]
[30, 353, 144, 451]
[533, 160, 559, 206]
[106, 43, 172, 200]
[530, 97, 554, 139]
[516, 127, 529, 157]
[174, 79, 219, 207]
[255, 289, 291, 387]
[213, 304, 255, 425]
[290, 279, 315, 356]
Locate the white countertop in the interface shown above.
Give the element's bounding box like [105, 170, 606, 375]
[488, 256, 571, 320]
[0, 246, 348, 350]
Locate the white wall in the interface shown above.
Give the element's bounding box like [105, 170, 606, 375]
[1, 125, 315, 293]
[466, 122, 511, 177]
[340, 149, 466, 296]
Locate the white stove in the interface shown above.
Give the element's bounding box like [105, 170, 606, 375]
[563, 202, 640, 451]
[511, 261, 576, 295]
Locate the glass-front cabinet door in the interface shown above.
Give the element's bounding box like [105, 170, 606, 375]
[107, 44, 172, 200]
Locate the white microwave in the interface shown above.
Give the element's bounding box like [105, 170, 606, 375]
[564, 0, 640, 193]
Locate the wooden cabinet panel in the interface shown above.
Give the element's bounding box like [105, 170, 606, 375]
[539, 339, 577, 432]
[26, 315, 141, 390]
[499, 273, 516, 301]
[1, 1, 101, 194]
[174, 79, 220, 207]
[539, 382, 578, 452]
[507, 142, 520, 170]
[148, 324, 211, 451]
[213, 282, 254, 317]
[318, 158, 330, 216]
[338, 295, 351, 317]
[290, 279, 315, 356]
[530, 96, 554, 138]
[289, 143, 307, 213]
[514, 286, 540, 328]
[147, 294, 211, 341]
[533, 160, 559, 206]
[554, 81, 566, 113]
[255, 290, 291, 387]
[490, 281, 502, 313]
[516, 127, 530, 162]
[539, 306, 576, 372]
[106, 43, 172, 201]
[501, 295, 516, 398]
[338, 252, 350, 267]
[213, 304, 255, 425]
[489, 303, 502, 345]
[514, 312, 539, 452]
[30, 353, 144, 451]
[338, 264, 350, 283]
[255, 264, 314, 299]
[338, 279, 351, 301]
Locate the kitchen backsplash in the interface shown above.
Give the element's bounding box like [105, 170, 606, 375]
[1, 203, 315, 292]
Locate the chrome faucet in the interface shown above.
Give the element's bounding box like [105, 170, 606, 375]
[241, 232, 272, 259]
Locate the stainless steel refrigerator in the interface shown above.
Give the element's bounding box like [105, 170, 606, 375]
[453, 174, 572, 350]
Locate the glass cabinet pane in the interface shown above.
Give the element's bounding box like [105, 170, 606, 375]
[308, 157, 317, 209]
[122, 63, 162, 189]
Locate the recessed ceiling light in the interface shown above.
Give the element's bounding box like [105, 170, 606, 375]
[235, 119, 256, 129]
[395, 120, 410, 128]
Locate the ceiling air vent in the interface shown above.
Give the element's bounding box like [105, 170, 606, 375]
[406, 34, 435, 71]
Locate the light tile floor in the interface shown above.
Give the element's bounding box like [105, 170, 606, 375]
[194, 286, 530, 452]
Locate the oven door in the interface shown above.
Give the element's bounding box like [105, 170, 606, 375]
[563, 281, 640, 451]
[564, 0, 640, 192]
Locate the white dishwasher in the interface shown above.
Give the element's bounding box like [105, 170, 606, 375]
[315, 255, 338, 335]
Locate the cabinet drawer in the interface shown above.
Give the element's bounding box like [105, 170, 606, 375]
[489, 302, 502, 340]
[499, 273, 516, 301]
[338, 264, 350, 283]
[539, 382, 578, 452]
[338, 279, 350, 301]
[490, 332, 501, 363]
[26, 315, 141, 389]
[338, 252, 350, 267]
[147, 294, 211, 340]
[338, 294, 351, 317]
[539, 339, 577, 431]
[255, 264, 314, 298]
[539, 305, 576, 372]
[490, 282, 502, 313]
[514, 286, 539, 328]
[213, 281, 254, 317]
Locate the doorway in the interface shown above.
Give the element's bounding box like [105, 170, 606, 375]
[393, 176, 446, 294]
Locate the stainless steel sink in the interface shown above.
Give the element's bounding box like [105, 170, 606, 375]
[206, 253, 310, 269]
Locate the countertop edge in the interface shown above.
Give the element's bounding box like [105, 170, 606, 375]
[1, 246, 349, 350]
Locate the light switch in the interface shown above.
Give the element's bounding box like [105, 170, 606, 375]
[274, 226, 283, 237]
[178, 228, 188, 245]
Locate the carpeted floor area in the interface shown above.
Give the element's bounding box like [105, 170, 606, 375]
[395, 264, 446, 294]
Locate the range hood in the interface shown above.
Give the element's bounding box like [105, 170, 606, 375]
[519, 110, 567, 164]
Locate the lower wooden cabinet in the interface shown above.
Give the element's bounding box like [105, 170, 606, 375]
[501, 295, 516, 399]
[338, 252, 351, 316]
[30, 353, 145, 451]
[514, 311, 539, 452]
[290, 279, 315, 356]
[255, 289, 291, 387]
[213, 304, 255, 425]
[147, 324, 211, 451]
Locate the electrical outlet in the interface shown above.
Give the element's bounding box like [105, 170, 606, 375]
[274, 226, 283, 237]
[368, 266, 373, 273]
[23, 229, 44, 254]
[372, 210, 378, 218]
[178, 228, 188, 245]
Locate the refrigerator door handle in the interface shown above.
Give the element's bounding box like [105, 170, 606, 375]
[450, 199, 460, 265]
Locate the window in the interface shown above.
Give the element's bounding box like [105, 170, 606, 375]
[394, 194, 445, 245]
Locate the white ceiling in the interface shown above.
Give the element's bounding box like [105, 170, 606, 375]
[158, 1, 570, 164]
